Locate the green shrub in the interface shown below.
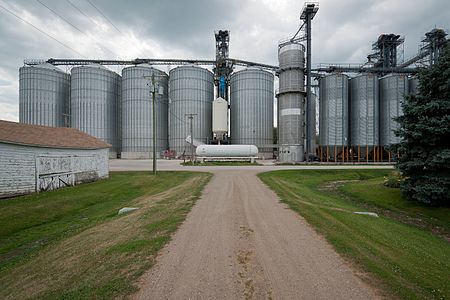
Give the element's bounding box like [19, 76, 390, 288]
[384, 171, 403, 188]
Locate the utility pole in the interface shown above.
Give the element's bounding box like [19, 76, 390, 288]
[144, 73, 162, 175]
[185, 113, 197, 164]
[151, 73, 157, 175]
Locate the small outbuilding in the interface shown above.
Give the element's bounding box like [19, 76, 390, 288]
[0, 120, 111, 198]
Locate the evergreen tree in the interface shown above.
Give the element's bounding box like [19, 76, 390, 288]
[396, 46, 450, 206]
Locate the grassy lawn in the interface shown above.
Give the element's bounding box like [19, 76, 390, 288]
[0, 171, 211, 299]
[258, 169, 450, 300]
[181, 161, 260, 166]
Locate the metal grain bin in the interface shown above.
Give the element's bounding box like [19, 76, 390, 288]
[349, 74, 379, 146]
[19, 63, 70, 127]
[278, 93, 305, 161]
[230, 68, 274, 158]
[169, 66, 214, 156]
[121, 65, 169, 159]
[319, 73, 349, 146]
[278, 43, 305, 94]
[279, 43, 305, 70]
[277, 42, 305, 162]
[71, 64, 121, 158]
[379, 74, 408, 146]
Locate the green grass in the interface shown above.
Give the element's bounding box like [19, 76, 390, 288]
[0, 171, 211, 299]
[181, 161, 260, 166]
[341, 178, 450, 236]
[258, 169, 450, 300]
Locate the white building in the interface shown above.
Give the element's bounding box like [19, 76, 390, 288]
[0, 120, 111, 198]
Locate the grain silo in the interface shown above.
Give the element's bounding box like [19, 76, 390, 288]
[19, 63, 70, 127]
[277, 42, 305, 162]
[169, 65, 214, 156]
[70, 64, 121, 158]
[121, 65, 169, 159]
[230, 68, 274, 159]
[349, 74, 380, 161]
[379, 74, 408, 146]
[318, 73, 349, 162]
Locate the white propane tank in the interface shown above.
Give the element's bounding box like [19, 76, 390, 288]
[196, 145, 258, 157]
[212, 97, 228, 137]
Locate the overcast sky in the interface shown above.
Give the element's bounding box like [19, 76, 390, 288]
[0, 0, 448, 122]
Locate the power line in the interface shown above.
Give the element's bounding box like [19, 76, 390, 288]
[35, 0, 84, 34]
[0, 3, 86, 58]
[63, 0, 118, 58]
[66, 0, 91, 20]
[169, 109, 189, 125]
[84, 0, 131, 57]
[86, 0, 122, 34]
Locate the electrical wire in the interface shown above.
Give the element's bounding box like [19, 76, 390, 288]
[35, 0, 84, 34]
[66, 0, 91, 20]
[84, 0, 136, 58]
[63, 0, 118, 58]
[0, 2, 87, 58]
[86, 0, 122, 34]
[169, 109, 189, 125]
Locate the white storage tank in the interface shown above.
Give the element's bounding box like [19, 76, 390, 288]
[196, 144, 258, 157]
[212, 97, 228, 140]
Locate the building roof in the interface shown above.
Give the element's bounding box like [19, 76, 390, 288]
[0, 120, 111, 150]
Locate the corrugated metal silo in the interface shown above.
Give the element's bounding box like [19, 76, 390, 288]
[19, 63, 70, 127]
[319, 73, 349, 147]
[349, 74, 379, 146]
[169, 66, 213, 156]
[379, 74, 408, 146]
[230, 68, 274, 158]
[121, 65, 169, 159]
[71, 64, 121, 158]
[277, 42, 305, 162]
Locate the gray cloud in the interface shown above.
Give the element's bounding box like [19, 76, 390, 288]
[0, 0, 448, 121]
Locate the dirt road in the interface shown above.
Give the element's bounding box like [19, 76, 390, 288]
[135, 170, 376, 299]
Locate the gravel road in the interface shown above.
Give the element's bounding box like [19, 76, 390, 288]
[134, 168, 378, 299]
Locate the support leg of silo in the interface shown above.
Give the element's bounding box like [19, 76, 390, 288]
[358, 145, 360, 162]
[366, 145, 369, 163]
[327, 146, 329, 163]
[320, 146, 323, 162]
[334, 146, 337, 162]
[346, 146, 349, 162]
[374, 146, 377, 162]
